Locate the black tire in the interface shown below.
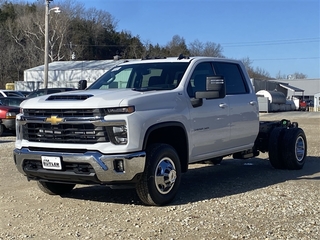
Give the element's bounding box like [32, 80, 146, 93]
[136, 143, 181, 206]
[37, 181, 75, 195]
[268, 127, 286, 169]
[282, 128, 307, 170]
[0, 124, 4, 136]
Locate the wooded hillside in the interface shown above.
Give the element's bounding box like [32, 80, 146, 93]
[0, 0, 272, 88]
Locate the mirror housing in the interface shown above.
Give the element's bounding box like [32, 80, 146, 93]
[78, 80, 87, 90]
[195, 76, 226, 99]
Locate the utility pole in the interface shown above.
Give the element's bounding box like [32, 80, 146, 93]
[44, 0, 51, 89]
[44, 0, 60, 89]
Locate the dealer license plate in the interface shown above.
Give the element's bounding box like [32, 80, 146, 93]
[41, 156, 62, 170]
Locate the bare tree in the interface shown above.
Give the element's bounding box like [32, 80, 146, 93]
[84, 7, 118, 31]
[276, 71, 307, 79]
[276, 71, 287, 79]
[143, 42, 166, 59]
[6, 0, 115, 63]
[240, 57, 271, 79]
[165, 35, 189, 57]
[188, 39, 203, 56]
[189, 39, 224, 57]
[253, 67, 271, 79]
[292, 72, 307, 79]
[6, 1, 69, 64]
[0, 1, 121, 86]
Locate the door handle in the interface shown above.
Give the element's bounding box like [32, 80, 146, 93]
[219, 103, 228, 108]
[249, 101, 257, 106]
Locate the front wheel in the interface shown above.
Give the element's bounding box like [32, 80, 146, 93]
[136, 143, 181, 206]
[37, 181, 75, 195]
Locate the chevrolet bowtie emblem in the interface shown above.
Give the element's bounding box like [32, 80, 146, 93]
[45, 116, 64, 125]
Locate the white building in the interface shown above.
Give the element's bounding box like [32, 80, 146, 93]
[16, 59, 129, 90]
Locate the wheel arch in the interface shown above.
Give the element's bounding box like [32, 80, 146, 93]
[143, 121, 189, 173]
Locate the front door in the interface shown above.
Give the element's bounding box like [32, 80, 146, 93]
[187, 62, 230, 161]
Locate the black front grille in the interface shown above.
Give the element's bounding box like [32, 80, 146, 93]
[24, 108, 104, 118]
[22, 108, 110, 144]
[23, 123, 109, 143]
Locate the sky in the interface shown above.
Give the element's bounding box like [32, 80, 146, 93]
[72, 0, 319, 79]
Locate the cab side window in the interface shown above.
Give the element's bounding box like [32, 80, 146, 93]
[187, 62, 214, 98]
[213, 62, 249, 95]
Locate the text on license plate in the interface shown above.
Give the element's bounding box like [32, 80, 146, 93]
[41, 156, 62, 170]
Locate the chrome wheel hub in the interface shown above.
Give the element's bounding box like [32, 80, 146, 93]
[295, 136, 305, 162]
[154, 158, 177, 194]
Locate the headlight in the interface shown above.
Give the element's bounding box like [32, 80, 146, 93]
[6, 112, 16, 119]
[106, 106, 135, 114]
[98, 106, 134, 145]
[107, 125, 128, 145]
[113, 126, 128, 144]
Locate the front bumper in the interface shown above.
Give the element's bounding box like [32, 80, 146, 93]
[13, 148, 146, 185]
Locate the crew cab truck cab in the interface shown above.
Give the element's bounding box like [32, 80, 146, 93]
[13, 56, 307, 206]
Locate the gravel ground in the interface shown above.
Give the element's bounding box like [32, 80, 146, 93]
[0, 112, 319, 239]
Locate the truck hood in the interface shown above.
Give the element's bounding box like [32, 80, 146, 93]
[20, 89, 178, 109]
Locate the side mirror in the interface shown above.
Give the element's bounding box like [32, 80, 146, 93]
[195, 76, 226, 99]
[78, 80, 87, 90]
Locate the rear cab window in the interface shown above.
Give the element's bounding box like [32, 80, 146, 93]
[212, 62, 249, 95]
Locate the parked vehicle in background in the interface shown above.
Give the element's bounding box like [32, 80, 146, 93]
[0, 104, 20, 136]
[0, 90, 25, 98]
[27, 88, 77, 98]
[0, 96, 26, 107]
[19, 91, 31, 97]
[299, 99, 308, 111]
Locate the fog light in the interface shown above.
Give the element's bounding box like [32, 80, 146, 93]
[114, 159, 124, 172]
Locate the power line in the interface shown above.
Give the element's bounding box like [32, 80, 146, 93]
[221, 37, 320, 47]
[252, 57, 320, 61]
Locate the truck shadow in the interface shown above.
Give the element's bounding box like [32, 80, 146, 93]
[0, 131, 16, 138]
[176, 156, 320, 204]
[63, 156, 320, 206]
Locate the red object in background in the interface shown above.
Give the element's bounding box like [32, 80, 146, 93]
[0, 105, 20, 135]
[299, 100, 307, 111]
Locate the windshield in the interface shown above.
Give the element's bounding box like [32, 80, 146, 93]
[88, 62, 189, 91]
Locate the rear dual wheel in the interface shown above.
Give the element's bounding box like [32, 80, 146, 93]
[268, 127, 307, 170]
[282, 128, 307, 169]
[268, 127, 286, 169]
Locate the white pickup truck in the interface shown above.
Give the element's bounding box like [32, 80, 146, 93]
[13, 56, 307, 206]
